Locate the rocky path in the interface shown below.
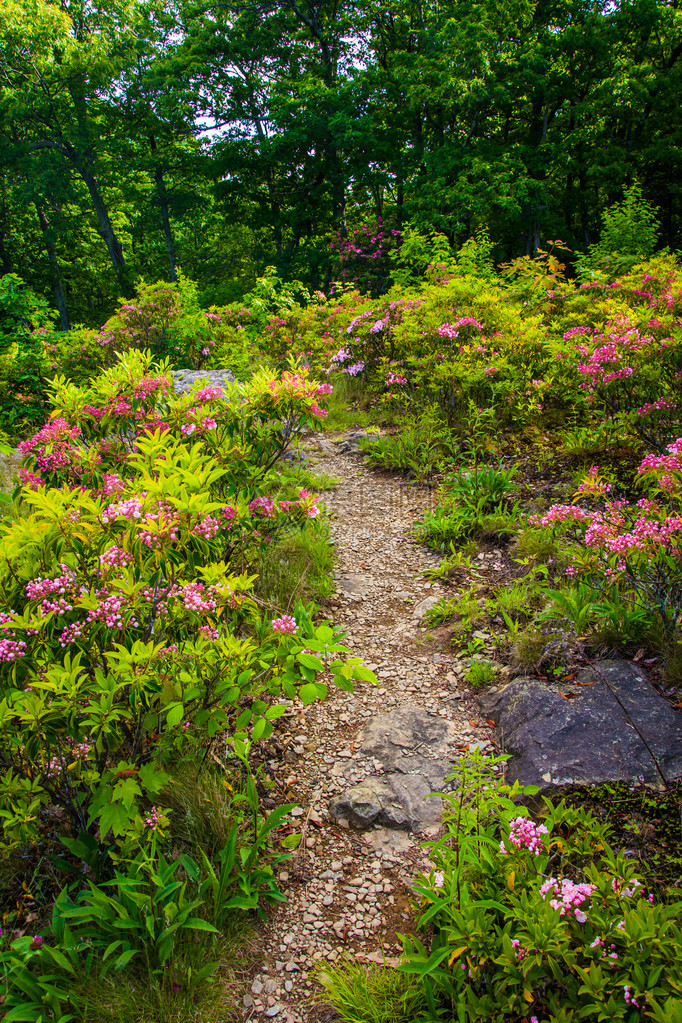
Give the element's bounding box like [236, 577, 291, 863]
[241, 444, 495, 1022]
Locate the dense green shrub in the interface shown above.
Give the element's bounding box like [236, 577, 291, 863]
[402, 755, 682, 1023]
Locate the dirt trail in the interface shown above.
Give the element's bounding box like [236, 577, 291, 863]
[241, 447, 495, 1022]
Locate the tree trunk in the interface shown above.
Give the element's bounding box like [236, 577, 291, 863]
[35, 204, 69, 329]
[75, 164, 133, 296]
[0, 232, 11, 275]
[150, 137, 177, 281]
[65, 84, 134, 297]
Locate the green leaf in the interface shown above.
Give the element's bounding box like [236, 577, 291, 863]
[251, 717, 267, 740]
[297, 653, 324, 670]
[332, 673, 354, 692]
[299, 682, 318, 705]
[281, 832, 302, 850]
[166, 703, 183, 728]
[265, 704, 286, 720]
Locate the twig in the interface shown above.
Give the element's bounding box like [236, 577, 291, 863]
[291, 785, 321, 870]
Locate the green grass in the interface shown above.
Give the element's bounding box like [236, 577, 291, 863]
[322, 373, 375, 432]
[464, 659, 499, 687]
[254, 518, 335, 610]
[272, 461, 340, 493]
[491, 580, 536, 619]
[75, 930, 251, 1023]
[317, 960, 427, 1023]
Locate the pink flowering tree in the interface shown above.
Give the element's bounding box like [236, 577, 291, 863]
[331, 218, 401, 295]
[47, 279, 253, 386]
[565, 316, 682, 452]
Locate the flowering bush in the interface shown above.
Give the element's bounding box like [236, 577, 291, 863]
[18, 349, 332, 495]
[43, 276, 254, 389]
[529, 448, 682, 638]
[402, 755, 682, 1023]
[331, 218, 400, 295]
[0, 351, 373, 859]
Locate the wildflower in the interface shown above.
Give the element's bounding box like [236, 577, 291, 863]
[500, 816, 549, 856]
[272, 615, 297, 635]
[434, 870, 445, 888]
[539, 877, 595, 920]
[144, 806, 161, 831]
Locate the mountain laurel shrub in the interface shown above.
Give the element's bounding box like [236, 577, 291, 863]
[403, 755, 682, 1023]
[0, 351, 372, 859]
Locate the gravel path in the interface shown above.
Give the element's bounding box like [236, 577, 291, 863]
[241, 447, 495, 1021]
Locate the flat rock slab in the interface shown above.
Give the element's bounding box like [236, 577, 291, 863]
[479, 659, 682, 793]
[171, 368, 235, 395]
[329, 705, 458, 831]
[413, 594, 441, 619]
[336, 573, 372, 598]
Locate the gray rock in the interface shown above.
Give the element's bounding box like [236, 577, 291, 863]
[171, 368, 235, 395]
[336, 430, 370, 454]
[329, 706, 458, 831]
[479, 659, 682, 793]
[336, 573, 372, 598]
[362, 826, 413, 854]
[413, 594, 441, 619]
[329, 773, 443, 830]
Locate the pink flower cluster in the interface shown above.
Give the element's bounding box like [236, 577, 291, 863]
[0, 637, 27, 663]
[272, 615, 297, 635]
[99, 546, 133, 570]
[195, 386, 225, 402]
[17, 417, 82, 474]
[437, 317, 484, 340]
[611, 876, 641, 898]
[510, 938, 527, 960]
[343, 361, 365, 376]
[386, 371, 408, 386]
[26, 570, 76, 601]
[144, 806, 161, 831]
[539, 877, 595, 922]
[250, 496, 276, 518]
[102, 497, 145, 523]
[180, 583, 218, 615]
[500, 816, 549, 856]
[529, 504, 589, 528]
[192, 515, 221, 540]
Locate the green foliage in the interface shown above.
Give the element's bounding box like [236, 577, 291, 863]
[0, 274, 55, 434]
[424, 586, 485, 639]
[415, 464, 519, 547]
[317, 959, 427, 1023]
[401, 754, 682, 1022]
[361, 416, 460, 481]
[578, 185, 661, 279]
[463, 659, 498, 687]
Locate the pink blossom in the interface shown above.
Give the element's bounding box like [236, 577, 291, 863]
[272, 615, 297, 635]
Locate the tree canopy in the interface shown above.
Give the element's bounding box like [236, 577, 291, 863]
[1, 0, 681, 321]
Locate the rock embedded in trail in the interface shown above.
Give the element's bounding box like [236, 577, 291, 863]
[329, 705, 459, 831]
[335, 573, 373, 599]
[480, 659, 682, 793]
[335, 430, 371, 454]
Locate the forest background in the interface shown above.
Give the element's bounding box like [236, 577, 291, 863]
[1, 0, 681, 326]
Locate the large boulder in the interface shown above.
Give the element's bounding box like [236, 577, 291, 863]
[479, 660, 682, 793]
[171, 369, 235, 395]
